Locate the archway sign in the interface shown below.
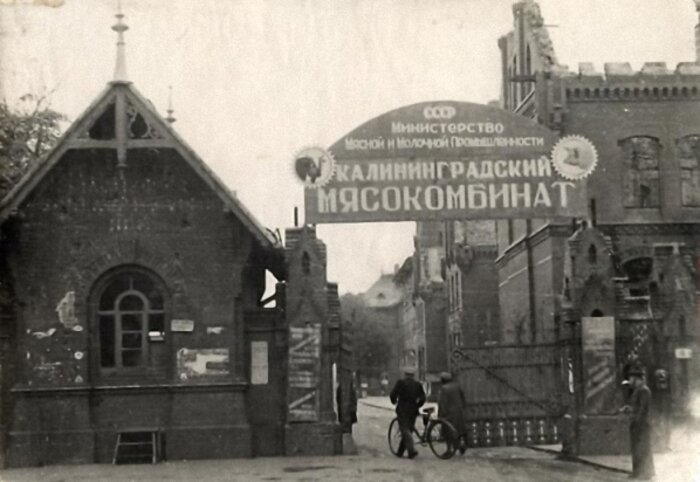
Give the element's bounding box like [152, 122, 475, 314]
[302, 101, 595, 223]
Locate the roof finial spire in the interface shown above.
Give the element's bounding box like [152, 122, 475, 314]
[111, 0, 129, 83]
[166, 85, 176, 124]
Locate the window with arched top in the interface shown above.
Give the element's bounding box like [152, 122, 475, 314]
[588, 244, 597, 264]
[677, 135, 700, 206]
[619, 136, 660, 208]
[302, 252, 311, 275]
[93, 267, 167, 372]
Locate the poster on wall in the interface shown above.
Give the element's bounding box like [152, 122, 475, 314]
[581, 316, 617, 414]
[251, 341, 269, 385]
[176, 348, 229, 381]
[288, 324, 321, 422]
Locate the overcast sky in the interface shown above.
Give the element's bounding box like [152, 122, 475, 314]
[0, 0, 696, 293]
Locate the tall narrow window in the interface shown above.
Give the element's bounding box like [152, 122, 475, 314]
[620, 136, 661, 208]
[511, 57, 519, 107]
[677, 135, 700, 206]
[96, 268, 165, 371]
[524, 45, 532, 99]
[302, 252, 310, 275]
[588, 244, 597, 264]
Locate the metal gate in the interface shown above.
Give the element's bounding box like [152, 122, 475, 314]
[450, 343, 564, 448]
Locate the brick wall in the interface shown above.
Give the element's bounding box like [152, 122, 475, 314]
[565, 96, 700, 225]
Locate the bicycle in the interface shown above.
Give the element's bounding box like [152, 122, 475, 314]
[387, 406, 463, 459]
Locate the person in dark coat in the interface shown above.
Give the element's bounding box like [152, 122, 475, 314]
[438, 371, 467, 454]
[336, 379, 358, 433]
[620, 367, 655, 480]
[389, 366, 426, 458]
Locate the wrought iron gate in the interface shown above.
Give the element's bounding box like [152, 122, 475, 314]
[451, 343, 564, 447]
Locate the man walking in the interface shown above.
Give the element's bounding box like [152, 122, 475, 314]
[620, 367, 655, 480]
[389, 366, 426, 459]
[438, 372, 467, 454]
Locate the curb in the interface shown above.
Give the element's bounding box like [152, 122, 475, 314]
[358, 399, 394, 412]
[525, 445, 632, 475]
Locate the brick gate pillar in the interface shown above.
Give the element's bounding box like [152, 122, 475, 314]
[282, 226, 341, 455]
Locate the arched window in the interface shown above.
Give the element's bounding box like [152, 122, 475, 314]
[677, 135, 700, 206]
[302, 252, 311, 275]
[619, 136, 660, 208]
[95, 268, 166, 370]
[588, 244, 597, 264]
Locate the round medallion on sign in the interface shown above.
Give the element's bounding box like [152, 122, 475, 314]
[293, 146, 336, 188]
[551, 135, 598, 181]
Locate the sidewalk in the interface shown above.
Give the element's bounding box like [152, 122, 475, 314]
[359, 397, 700, 480]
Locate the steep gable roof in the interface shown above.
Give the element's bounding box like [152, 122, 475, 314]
[0, 81, 279, 251]
[362, 273, 403, 308]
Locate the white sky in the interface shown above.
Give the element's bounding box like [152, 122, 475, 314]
[0, 0, 696, 293]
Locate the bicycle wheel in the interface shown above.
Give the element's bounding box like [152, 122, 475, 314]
[427, 419, 457, 459]
[387, 417, 403, 456]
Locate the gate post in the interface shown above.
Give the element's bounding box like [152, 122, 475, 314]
[282, 226, 342, 456]
[563, 226, 628, 456]
[559, 307, 579, 457]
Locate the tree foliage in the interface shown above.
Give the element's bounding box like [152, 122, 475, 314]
[0, 94, 66, 199]
[341, 293, 393, 379]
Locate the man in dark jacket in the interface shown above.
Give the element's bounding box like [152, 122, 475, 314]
[620, 367, 655, 480]
[438, 372, 467, 454]
[389, 366, 426, 458]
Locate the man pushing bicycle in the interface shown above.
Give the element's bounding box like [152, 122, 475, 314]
[389, 366, 426, 459]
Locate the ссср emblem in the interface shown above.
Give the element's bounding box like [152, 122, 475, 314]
[551, 135, 598, 181]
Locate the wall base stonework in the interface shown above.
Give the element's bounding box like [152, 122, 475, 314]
[284, 423, 342, 456]
[166, 425, 252, 460]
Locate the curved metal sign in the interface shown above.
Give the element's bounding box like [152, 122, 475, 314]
[304, 101, 590, 223]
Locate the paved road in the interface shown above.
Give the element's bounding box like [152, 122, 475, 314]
[1, 402, 629, 481]
[352, 399, 628, 482]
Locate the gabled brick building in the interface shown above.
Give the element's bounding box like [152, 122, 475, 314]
[0, 70, 298, 465]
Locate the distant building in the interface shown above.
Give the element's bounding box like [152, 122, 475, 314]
[395, 221, 448, 395]
[361, 270, 404, 386]
[443, 220, 501, 349]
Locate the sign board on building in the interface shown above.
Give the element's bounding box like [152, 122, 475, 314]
[675, 348, 692, 359]
[288, 324, 321, 421]
[251, 341, 269, 385]
[582, 316, 616, 414]
[171, 319, 195, 332]
[303, 101, 591, 223]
